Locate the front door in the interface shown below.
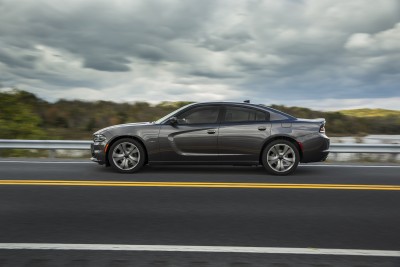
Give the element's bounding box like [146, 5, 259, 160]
[158, 105, 221, 162]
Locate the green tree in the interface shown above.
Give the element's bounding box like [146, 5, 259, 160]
[0, 89, 45, 139]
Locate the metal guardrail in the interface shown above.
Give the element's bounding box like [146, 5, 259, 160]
[0, 140, 91, 150]
[329, 144, 400, 154]
[0, 139, 400, 154]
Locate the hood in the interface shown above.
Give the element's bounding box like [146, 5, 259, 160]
[94, 122, 152, 134]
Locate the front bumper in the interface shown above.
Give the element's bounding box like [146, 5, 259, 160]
[300, 133, 330, 163]
[91, 142, 106, 165]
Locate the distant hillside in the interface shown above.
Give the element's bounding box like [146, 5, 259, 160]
[339, 109, 400, 118]
[1, 89, 399, 140]
[272, 105, 400, 135]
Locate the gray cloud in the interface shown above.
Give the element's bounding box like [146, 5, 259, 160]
[0, 0, 399, 110]
[83, 56, 131, 72]
[0, 47, 37, 69]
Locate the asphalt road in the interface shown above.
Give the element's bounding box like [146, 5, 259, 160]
[0, 160, 399, 266]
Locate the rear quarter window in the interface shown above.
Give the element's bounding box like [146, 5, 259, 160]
[269, 111, 289, 121]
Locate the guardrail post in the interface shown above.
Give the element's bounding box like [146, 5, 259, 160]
[48, 149, 56, 159]
[391, 153, 399, 162]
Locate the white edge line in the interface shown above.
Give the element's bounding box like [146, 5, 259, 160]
[0, 244, 399, 257]
[0, 160, 92, 164]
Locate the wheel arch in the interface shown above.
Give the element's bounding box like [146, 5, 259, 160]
[105, 135, 148, 166]
[259, 135, 303, 164]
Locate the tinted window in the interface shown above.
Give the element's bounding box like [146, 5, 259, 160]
[224, 106, 269, 123]
[270, 111, 288, 121]
[177, 106, 220, 124]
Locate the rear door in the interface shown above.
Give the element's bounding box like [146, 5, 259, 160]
[158, 105, 222, 162]
[218, 105, 271, 163]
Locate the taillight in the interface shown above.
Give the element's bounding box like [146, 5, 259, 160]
[297, 141, 304, 152]
[319, 124, 326, 133]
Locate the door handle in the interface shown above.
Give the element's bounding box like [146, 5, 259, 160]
[258, 126, 267, 131]
[207, 129, 217, 134]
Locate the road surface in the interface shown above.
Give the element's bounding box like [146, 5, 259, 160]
[0, 160, 399, 266]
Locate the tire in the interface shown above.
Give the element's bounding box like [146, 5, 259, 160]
[108, 138, 146, 173]
[262, 140, 299, 176]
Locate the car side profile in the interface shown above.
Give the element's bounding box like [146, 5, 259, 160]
[91, 102, 329, 175]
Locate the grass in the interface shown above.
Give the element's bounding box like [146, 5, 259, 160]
[339, 108, 400, 118]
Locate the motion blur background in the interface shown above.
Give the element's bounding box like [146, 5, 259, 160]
[0, 3, 400, 266]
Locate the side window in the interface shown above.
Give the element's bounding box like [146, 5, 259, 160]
[224, 106, 269, 123]
[270, 111, 288, 121]
[177, 106, 220, 124]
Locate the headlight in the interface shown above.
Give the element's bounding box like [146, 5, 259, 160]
[93, 134, 107, 142]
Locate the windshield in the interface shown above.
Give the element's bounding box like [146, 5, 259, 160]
[154, 103, 195, 124]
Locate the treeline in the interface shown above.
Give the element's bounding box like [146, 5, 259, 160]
[0, 89, 191, 139]
[270, 105, 400, 135]
[1, 89, 399, 140]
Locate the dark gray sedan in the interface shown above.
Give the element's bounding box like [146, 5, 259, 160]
[91, 102, 329, 175]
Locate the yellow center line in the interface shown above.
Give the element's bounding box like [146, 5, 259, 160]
[0, 180, 399, 190]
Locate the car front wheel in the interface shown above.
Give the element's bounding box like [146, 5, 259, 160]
[108, 138, 145, 173]
[262, 140, 299, 175]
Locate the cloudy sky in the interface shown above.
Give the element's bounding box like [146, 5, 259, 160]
[1, 0, 399, 110]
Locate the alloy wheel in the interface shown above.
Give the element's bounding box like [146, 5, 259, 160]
[111, 142, 140, 170]
[266, 144, 296, 173]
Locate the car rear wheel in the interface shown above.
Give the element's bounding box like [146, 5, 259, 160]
[108, 138, 145, 173]
[262, 140, 299, 175]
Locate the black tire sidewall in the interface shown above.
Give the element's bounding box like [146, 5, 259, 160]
[262, 140, 300, 176]
[108, 138, 146, 173]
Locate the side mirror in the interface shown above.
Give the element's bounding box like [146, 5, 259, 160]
[168, 117, 178, 125]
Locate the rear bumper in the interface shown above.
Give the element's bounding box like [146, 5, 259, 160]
[91, 142, 106, 165]
[300, 134, 330, 163]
